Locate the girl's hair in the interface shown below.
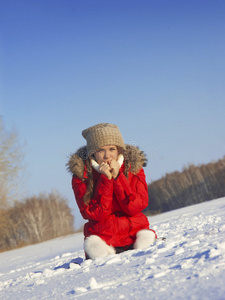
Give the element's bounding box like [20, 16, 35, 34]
[83, 146, 129, 205]
[83, 157, 94, 205]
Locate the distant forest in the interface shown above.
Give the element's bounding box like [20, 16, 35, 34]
[145, 156, 225, 215]
[0, 192, 75, 252]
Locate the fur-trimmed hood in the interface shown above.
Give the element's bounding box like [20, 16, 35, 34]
[66, 144, 147, 179]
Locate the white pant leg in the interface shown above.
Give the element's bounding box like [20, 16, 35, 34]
[133, 229, 156, 250]
[84, 235, 116, 260]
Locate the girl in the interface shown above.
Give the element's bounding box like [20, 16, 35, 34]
[67, 123, 156, 259]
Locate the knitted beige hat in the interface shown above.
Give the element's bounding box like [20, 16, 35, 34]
[82, 123, 125, 156]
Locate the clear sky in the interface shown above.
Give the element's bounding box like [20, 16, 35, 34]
[1, 0, 225, 227]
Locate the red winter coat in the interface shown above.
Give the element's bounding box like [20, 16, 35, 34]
[68, 145, 150, 248]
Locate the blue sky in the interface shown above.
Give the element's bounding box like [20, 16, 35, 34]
[1, 0, 225, 227]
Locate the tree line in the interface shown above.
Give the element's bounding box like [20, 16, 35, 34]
[0, 192, 74, 252]
[145, 156, 225, 215]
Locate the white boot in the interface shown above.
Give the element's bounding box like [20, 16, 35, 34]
[133, 229, 156, 250]
[84, 235, 116, 260]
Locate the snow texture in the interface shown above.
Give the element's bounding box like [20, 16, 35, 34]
[1, 197, 225, 300]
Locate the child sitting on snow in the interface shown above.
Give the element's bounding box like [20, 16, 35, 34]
[67, 123, 156, 259]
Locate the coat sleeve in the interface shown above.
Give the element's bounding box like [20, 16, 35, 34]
[72, 175, 113, 221]
[113, 168, 149, 216]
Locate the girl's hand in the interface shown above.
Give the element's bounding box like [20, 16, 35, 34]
[98, 162, 112, 179]
[110, 159, 120, 179]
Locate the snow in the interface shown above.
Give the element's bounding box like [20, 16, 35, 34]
[1, 197, 225, 300]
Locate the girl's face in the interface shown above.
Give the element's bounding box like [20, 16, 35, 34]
[95, 145, 118, 164]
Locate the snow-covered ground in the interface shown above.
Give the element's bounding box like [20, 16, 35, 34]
[1, 197, 225, 300]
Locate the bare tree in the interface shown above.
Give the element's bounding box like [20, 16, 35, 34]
[0, 117, 24, 209]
